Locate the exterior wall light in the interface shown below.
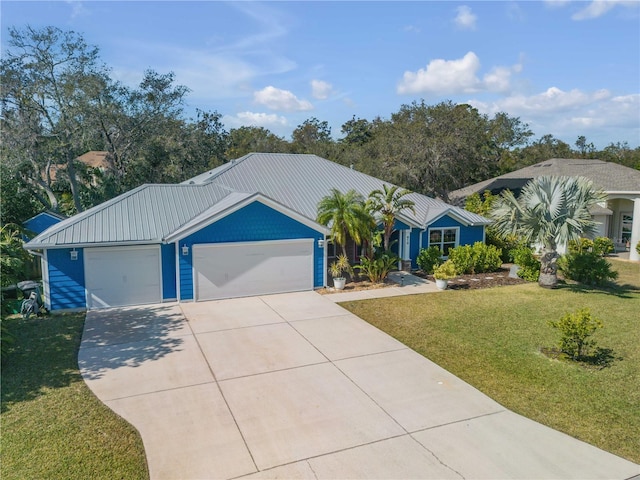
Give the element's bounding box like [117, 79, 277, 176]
[70, 248, 78, 261]
[318, 239, 325, 248]
[182, 244, 189, 256]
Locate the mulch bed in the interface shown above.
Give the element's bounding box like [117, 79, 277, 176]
[412, 265, 525, 290]
[317, 265, 526, 294]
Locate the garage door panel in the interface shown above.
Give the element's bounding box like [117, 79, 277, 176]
[85, 247, 161, 309]
[194, 240, 314, 301]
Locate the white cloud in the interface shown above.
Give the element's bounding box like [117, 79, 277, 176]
[65, 0, 89, 19]
[454, 5, 477, 29]
[397, 52, 522, 95]
[469, 89, 638, 146]
[311, 80, 333, 100]
[545, 0, 639, 20]
[254, 86, 313, 112]
[225, 111, 288, 129]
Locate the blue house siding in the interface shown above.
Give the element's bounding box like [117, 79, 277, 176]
[410, 228, 422, 269]
[47, 248, 86, 310]
[421, 215, 485, 251]
[179, 201, 324, 301]
[24, 213, 63, 236]
[161, 243, 177, 300]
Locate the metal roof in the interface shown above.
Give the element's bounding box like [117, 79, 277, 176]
[26, 153, 489, 249]
[26, 182, 234, 248]
[450, 158, 640, 202]
[186, 153, 489, 227]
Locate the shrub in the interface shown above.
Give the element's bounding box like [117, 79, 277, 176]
[568, 238, 593, 254]
[569, 237, 614, 257]
[548, 308, 603, 359]
[510, 246, 540, 282]
[637, 241, 640, 255]
[416, 246, 443, 274]
[329, 254, 352, 279]
[433, 260, 457, 280]
[558, 252, 618, 286]
[592, 237, 614, 257]
[355, 251, 398, 283]
[488, 231, 527, 263]
[448, 242, 502, 275]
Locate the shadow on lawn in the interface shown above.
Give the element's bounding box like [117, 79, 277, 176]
[541, 346, 622, 370]
[1, 305, 185, 413]
[557, 280, 640, 299]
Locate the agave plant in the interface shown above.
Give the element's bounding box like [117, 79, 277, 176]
[490, 176, 606, 288]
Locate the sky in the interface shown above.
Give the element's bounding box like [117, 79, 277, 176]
[2, 1, 639, 149]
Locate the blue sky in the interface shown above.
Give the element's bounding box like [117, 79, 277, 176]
[2, 1, 639, 148]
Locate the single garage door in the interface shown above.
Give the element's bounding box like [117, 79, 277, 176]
[85, 245, 162, 309]
[194, 239, 314, 301]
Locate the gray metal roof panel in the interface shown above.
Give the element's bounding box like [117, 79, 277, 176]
[25, 182, 233, 248]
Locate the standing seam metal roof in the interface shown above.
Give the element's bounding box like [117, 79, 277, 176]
[26, 153, 489, 248]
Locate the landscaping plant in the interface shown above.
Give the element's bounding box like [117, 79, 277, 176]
[558, 252, 618, 286]
[490, 176, 606, 288]
[329, 254, 352, 280]
[433, 259, 457, 280]
[416, 246, 443, 274]
[510, 246, 540, 282]
[448, 242, 502, 275]
[592, 237, 614, 257]
[355, 251, 398, 283]
[548, 308, 603, 360]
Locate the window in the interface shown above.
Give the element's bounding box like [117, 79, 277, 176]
[428, 227, 459, 256]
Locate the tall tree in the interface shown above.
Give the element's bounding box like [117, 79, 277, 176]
[291, 117, 333, 156]
[226, 126, 288, 159]
[367, 184, 415, 251]
[490, 176, 606, 288]
[316, 189, 372, 257]
[1, 26, 111, 213]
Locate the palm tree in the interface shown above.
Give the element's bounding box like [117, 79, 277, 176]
[367, 184, 415, 251]
[317, 189, 373, 257]
[490, 175, 606, 288]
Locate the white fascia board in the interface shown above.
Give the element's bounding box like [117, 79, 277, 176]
[25, 240, 162, 250]
[164, 193, 329, 243]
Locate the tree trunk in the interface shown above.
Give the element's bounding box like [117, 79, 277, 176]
[65, 156, 84, 213]
[538, 244, 559, 288]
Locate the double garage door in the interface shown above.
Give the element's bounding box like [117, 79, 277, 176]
[193, 239, 314, 301]
[84, 240, 315, 308]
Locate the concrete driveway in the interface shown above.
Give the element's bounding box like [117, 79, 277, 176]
[78, 291, 639, 480]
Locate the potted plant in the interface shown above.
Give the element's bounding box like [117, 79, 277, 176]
[433, 259, 456, 290]
[329, 254, 352, 290]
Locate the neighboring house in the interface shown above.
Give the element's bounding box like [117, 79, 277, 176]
[23, 211, 66, 238]
[449, 158, 640, 261]
[24, 153, 490, 311]
[49, 151, 110, 186]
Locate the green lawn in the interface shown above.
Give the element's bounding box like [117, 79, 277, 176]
[341, 259, 640, 464]
[1, 312, 148, 480]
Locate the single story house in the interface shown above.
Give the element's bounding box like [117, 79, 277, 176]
[25, 153, 490, 311]
[449, 158, 640, 260]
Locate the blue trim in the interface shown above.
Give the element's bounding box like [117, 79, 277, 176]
[179, 201, 324, 301]
[161, 243, 177, 300]
[47, 248, 86, 310]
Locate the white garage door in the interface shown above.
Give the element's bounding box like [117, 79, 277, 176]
[194, 239, 314, 301]
[85, 245, 162, 309]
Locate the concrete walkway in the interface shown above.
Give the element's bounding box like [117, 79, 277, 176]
[79, 292, 639, 480]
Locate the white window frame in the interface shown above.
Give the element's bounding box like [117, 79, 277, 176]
[427, 227, 460, 257]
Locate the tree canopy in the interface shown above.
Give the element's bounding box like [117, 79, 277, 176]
[2, 25, 638, 227]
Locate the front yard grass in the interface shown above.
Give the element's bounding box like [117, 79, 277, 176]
[341, 259, 640, 464]
[1, 312, 148, 479]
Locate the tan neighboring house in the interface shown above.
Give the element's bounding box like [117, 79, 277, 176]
[449, 158, 640, 261]
[49, 151, 110, 185]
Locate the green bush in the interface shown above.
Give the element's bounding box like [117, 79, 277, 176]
[488, 231, 527, 263]
[636, 241, 640, 255]
[548, 308, 603, 359]
[569, 237, 614, 257]
[448, 242, 502, 275]
[355, 251, 398, 283]
[433, 259, 457, 280]
[416, 246, 443, 274]
[510, 246, 540, 282]
[558, 252, 618, 286]
[592, 237, 614, 256]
